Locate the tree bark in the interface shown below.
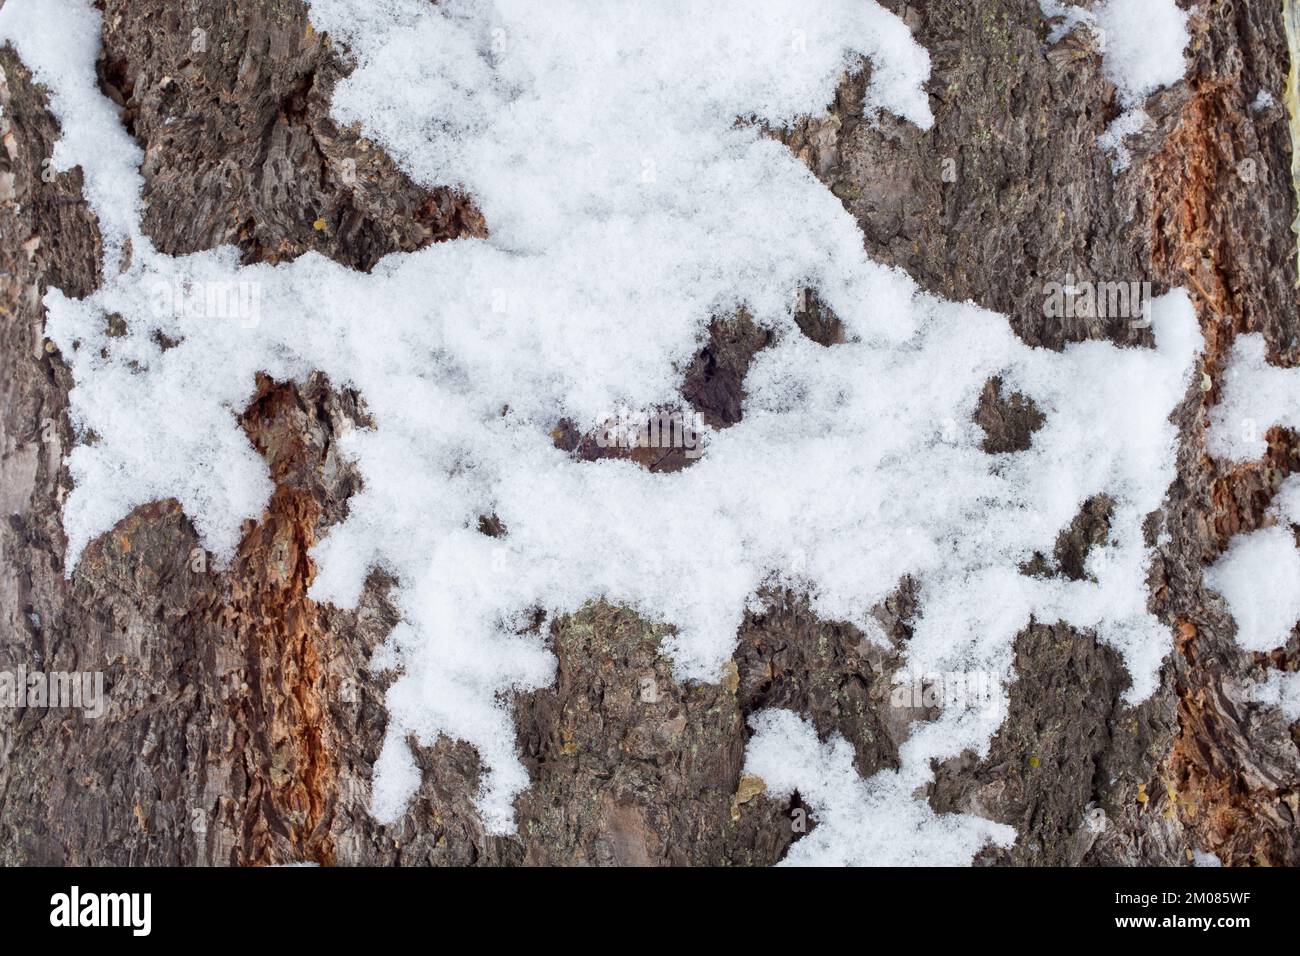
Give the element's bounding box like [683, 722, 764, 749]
[1, 0, 1297, 866]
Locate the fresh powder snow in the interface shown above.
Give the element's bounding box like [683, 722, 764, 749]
[1208, 333, 1300, 463]
[1204, 524, 1300, 653]
[1206, 352, 1300, 702]
[1, 0, 1205, 861]
[1204, 473, 1300, 661]
[1041, 0, 1191, 170]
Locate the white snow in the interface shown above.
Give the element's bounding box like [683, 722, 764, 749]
[1201, 467, 1300, 657]
[1207, 333, 1300, 462]
[1093, 0, 1191, 107]
[1041, 0, 1191, 170]
[1096, 108, 1151, 174]
[0, 0, 142, 270]
[1204, 338, 1300, 655]
[1205, 525, 1300, 653]
[1252, 90, 1277, 112]
[1274, 474, 1300, 525]
[1, 0, 1204, 860]
[743, 709, 1015, 866]
[1204, 343, 1300, 666]
[1242, 669, 1300, 721]
[1039, 1, 1096, 45]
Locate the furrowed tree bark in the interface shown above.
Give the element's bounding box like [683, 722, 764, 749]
[1, 0, 1297, 865]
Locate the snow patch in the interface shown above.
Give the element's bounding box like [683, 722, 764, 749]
[1242, 669, 1300, 722]
[1204, 345, 1300, 683]
[1202, 464, 1300, 657]
[0, 0, 142, 270]
[1204, 341, 1300, 652]
[1207, 334, 1300, 462]
[1093, 0, 1191, 107]
[1039, 1, 1096, 45]
[1041, 0, 1191, 170]
[743, 709, 1015, 866]
[1097, 108, 1150, 174]
[2, 0, 1203, 858]
[1205, 524, 1300, 653]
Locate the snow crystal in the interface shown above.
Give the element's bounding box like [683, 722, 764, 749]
[2, 0, 1203, 858]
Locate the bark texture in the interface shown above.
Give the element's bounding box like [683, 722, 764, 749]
[1, 0, 1298, 866]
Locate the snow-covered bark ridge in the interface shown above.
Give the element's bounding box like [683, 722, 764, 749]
[1042, 0, 1191, 170]
[1207, 346, 1300, 653]
[1, 0, 1202, 858]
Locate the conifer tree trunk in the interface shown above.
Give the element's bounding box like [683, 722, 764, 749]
[1, 0, 1297, 865]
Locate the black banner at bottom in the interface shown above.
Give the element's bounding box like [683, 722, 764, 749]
[0, 864, 1289, 943]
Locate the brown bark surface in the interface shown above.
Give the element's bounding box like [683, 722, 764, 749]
[1, 0, 1297, 866]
